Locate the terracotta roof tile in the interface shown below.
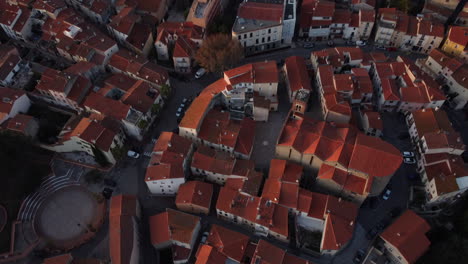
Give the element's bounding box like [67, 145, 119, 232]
[43, 254, 73, 264]
[238, 2, 284, 23]
[206, 225, 249, 262]
[380, 210, 430, 263]
[251, 240, 286, 264]
[284, 56, 312, 93]
[149, 209, 200, 247]
[195, 244, 228, 264]
[175, 181, 213, 211]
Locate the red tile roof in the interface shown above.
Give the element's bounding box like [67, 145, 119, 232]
[175, 180, 213, 211]
[237, 1, 284, 22]
[269, 159, 303, 184]
[83, 92, 131, 120]
[300, 0, 335, 28]
[251, 240, 286, 264]
[149, 209, 200, 247]
[380, 210, 430, 263]
[195, 244, 228, 264]
[156, 21, 204, 45]
[43, 254, 73, 264]
[284, 56, 312, 93]
[447, 26, 468, 47]
[173, 36, 197, 58]
[206, 224, 249, 262]
[360, 9, 375, 22]
[109, 195, 138, 264]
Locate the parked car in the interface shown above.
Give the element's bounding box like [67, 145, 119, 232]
[356, 40, 367, 46]
[388, 207, 402, 218]
[195, 68, 206, 79]
[151, 137, 157, 143]
[346, 40, 355, 45]
[327, 41, 335, 46]
[382, 188, 392, 200]
[127, 150, 140, 159]
[143, 152, 152, 158]
[104, 178, 117, 187]
[387, 47, 398, 51]
[303, 42, 315, 49]
[102, 187, 113, 199]
[402, 151, 414, 158]
[200, 231, 209, 244]
[404, 157, 416, 164]
[353, 249, 366, 263]
[176, 107, 184, 118]
[376, 46, 386, 50]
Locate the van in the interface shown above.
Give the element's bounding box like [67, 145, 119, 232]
[195, 68, 206, 79]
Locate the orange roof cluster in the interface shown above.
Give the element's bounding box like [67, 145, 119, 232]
[61, 117, 118, 152]
[156, 21, 204, 45]
[446, 26, 468, 47]
[109, 49, 169, 86]
[146, 132, 192, 182]
[175, 180, 213, 211]
[109, 194, 139, 264]
[37, 68, 91, 104]
[195, 244, 228, 264]
[83, 92, 131, 121]
[321, 196, 358, 251]
[278, 115, 402, 178]
[317, 163, 369, 196]
[225, 168, 263, 196]
[312, 47, 365, 69]
[300, 0, 335, 28]
[40, 8, 116, 62]
[216, 187, 289, 238]
[379, 7, 443, 37]
[197, 109, 256, 156]
[284, 56, 312, 93]
[251, 240, 314, 264]
[380, 210, 430, 263]
[191, 145, 255, 176]
[423, 155, 468, 195]
[205, 224, 249, 262]
[363, 111, 383, 131]
[173, 36, 198, 58]
[224, 61, 278, 87]
[411, 108, 456, 140]
[149, 208, 200, 247]
[237, 1, 284, 23]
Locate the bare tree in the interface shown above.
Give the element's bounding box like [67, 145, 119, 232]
[195, 34, 244, 73]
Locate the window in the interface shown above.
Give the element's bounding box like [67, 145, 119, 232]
[238, 35, 241, 40]
[250, 33, 253, 37]
[256, 39, 259, 44]
[268, 36, 271, 42]
[262, 37, 265, 43]
[268, 29, 271, 34]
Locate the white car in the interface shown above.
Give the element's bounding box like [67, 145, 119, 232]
[356, 41, 367, 46]
[195, 68, 206, 79]
[402, 151, 414, 158]
[404, 157, 416, 164]
[382, 189, 392, 200]
[127, 150, 140, 159]
[176, 107, 183, 117]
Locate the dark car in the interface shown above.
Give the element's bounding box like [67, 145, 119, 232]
[366, 227, 379, 239]
[104, 178, 117, 187]
[389, 207, 402, 218]
[387, 47, 398, 51]
[353, 249, 366, 263]
[102, 187, 113, 199]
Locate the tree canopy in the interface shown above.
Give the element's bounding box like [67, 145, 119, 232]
[195, 34, 244, 73]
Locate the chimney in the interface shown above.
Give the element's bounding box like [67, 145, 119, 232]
[397, 232, 401, 236]
[198, 190, 202, 196]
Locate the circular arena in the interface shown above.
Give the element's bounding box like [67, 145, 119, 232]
[33, 185, 105, 250]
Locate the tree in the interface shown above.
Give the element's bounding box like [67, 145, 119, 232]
[151, 103, 161, 115]
[138, 119, 149, 129]
[195, 34, 244, 73]
[84, 170, 104, 184]
[160, 84, 171, 98]
[92, 146, 110, 167]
